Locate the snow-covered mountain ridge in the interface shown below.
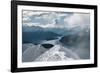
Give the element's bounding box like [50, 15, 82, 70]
[35, 45, 80, 61]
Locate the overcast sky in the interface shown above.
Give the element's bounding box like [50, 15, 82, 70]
[22, 10, 90, 29]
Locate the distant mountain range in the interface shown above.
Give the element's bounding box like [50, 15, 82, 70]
[22, 26, 61, 44]
[22, 25, 90, 45]
[23, 25, 89, 35]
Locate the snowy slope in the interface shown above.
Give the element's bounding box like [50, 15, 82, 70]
[22, 44, 47, 62]
[35, 45, 80, 61]
[22, 37, 80, 62]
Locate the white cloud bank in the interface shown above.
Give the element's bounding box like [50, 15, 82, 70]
[64, 13, 90, 28]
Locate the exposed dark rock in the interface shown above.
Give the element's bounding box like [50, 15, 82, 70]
[41, 44, 54, 49]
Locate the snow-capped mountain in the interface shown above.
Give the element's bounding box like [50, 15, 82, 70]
[35, 45, 80, 61]
[22, 38, 80, 62]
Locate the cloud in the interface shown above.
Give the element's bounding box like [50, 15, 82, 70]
[64, 13, 90, 28]
[23, 11, 50, 17]
[22, 10, 90, 29]
[23, 23, 40, 27]
[23, 11, 51, 23]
